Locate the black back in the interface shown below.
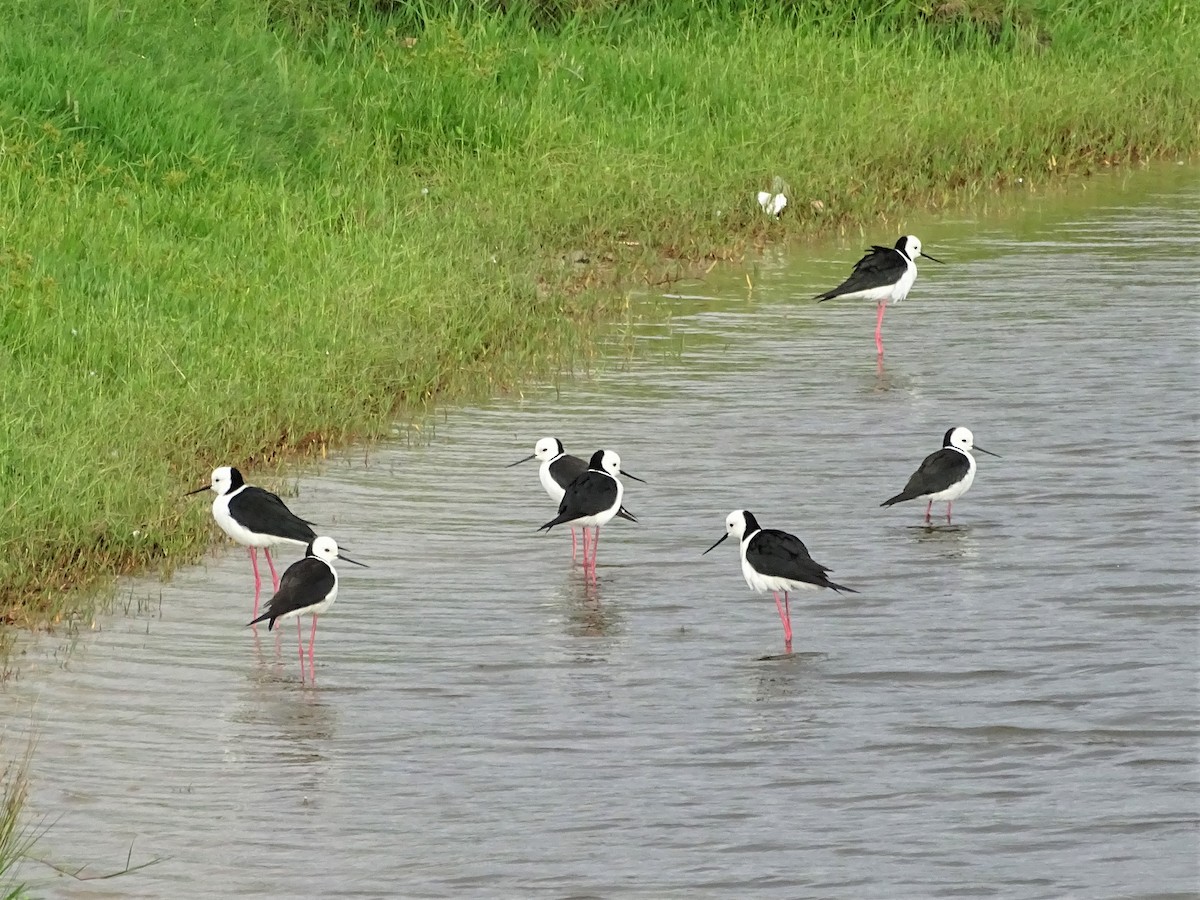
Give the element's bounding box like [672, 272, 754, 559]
[881, 447, 970, 506]
[746, 528, 857, 593]
[814, 245, 907, 301]
[550, 452, 636, 522]
[548, 453, 588, 490]
[248, 553, 335, 629]
[228, 486, 318, 542]
[538, 468, 618, 531]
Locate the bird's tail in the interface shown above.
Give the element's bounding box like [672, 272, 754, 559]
[880, 491, 914, 508]
[616, 505, 638, 523]
[538, 513, 571, 532]
[246, 611, 275, 629]
[826, 580, 860, 594]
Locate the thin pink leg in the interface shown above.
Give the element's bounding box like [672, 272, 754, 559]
[249, 548, 262, 619]
[772, 591, 794, 646]
[924, 500, 933, 524]
[874, 302, 887, 356]
[946, 502, 953, 524]
[308, 615, 319, 680]
[297, 617, 306, 683]
[265, 547, 281, 593]
[590, 528, 601, 581]
[582, 528, 591, 571]
[571, 527, 578, 561]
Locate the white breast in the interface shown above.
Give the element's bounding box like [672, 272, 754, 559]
[538, 458, 566, 504]
[211, 486, 276, 548]
[890, 257, 918, 304]
[928, 451, 977, 502]
[570, 475, 623, 528]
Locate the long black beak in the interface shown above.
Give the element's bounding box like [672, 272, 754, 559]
[185, 484, 209, 496]
[702, 533, 729, 555]
[620, 469, 646, 483]
[921, 251, 945, 264]
[506, 454, 536, 468]
[339, 555, 369, 568]
[975, 446, 1000, 458]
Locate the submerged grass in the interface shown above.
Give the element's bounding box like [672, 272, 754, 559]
[0, 753, 31, 900]
[0, 0, 1197, 622]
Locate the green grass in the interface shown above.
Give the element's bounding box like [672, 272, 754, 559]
[0, 754, 31, 900]
[0, 0, 1196, 622]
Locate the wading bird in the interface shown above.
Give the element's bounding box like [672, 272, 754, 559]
[187, 466, 319, 617]
[247, 536, 367, 683]
[538, 449, 640, 583]
[881, 426, 999, 524]
[509, 437, 640, 561]
[704, 510, 857, 651]
[815, 234, 943, 356]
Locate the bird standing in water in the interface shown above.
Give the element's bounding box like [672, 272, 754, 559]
[815, 235, 943, 356]
[248, 536, 367, 683]
[704, 510, 857, 652]
[187, 466, 319, 617]
[881, 426, 999, 524]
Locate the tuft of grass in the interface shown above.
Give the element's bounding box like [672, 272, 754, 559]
[0, 0, 1197, 624]
[0, 754, 32, 900]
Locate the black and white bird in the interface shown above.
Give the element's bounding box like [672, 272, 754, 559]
[508, 437, 641, 561]
[187, 465, 318, 617]
[537, 449, 638, 582]
[881, 426, 999, 524]
[703, 510, 857, 650]
[814, 234, 943, 356]
[247, 536, 366, 683]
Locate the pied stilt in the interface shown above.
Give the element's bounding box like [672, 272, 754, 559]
[815, 234, 943, 356]
[538, 449, 639, 583]
[703, 510, 857, 651]
[187, 466, 318, 617]
[881, 426, 999, 524]
[508, 437, 640, 562]
[247, 536, 366, 683]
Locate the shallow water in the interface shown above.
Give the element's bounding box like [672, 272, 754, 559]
[5, 166, 1199, 898]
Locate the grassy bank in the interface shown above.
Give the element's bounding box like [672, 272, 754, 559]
[0, 0, 1196, 622]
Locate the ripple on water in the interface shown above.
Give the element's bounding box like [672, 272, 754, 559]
[3, 170, 1199, 899]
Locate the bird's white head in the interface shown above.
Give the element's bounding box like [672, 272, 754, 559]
[505, 437, 564, 471]
[728, 509, 751, 540]
[310, 535, 341, 563]
[210, 466, 235, 495]
[186, 465, 242, 498]
[944, 426, 999, 458]
[703, 509, 759, 555]
[308, 535, 368, 568]
[593, 449, 622, 476]
[898, 234, 944, 265]
[586, 448, 645, 483]
[945, 426, 975, 452]
[534, 437, 564, 461]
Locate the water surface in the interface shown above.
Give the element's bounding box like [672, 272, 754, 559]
[5, 166, 1199, 898]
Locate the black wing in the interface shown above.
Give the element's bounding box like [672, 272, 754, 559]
[747, 529, 858, 593]
[229, 487, 318, 542]
[538, 471, 617, 530]
[548, 454, 588, 491]
[881, 448, 970, 505]
[814, 246, 905, 301]
[615, 505, 638, 523]
[248, 557, 334, 628]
